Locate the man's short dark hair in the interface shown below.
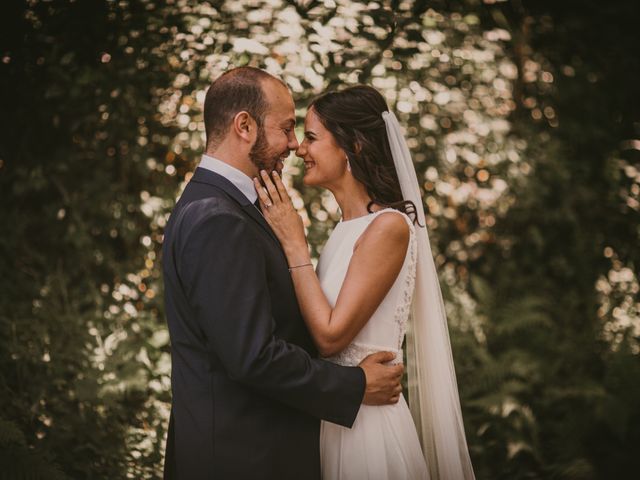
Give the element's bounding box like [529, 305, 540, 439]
[203, 67, 277, 149]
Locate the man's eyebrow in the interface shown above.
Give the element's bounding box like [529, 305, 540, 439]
[282, 118, 295, 128]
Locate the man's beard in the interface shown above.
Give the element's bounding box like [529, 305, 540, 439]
[249, 124, 284, 174]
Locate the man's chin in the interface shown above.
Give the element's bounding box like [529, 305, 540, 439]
[250, 154, 285, 175]
[267, 158, 285, 175]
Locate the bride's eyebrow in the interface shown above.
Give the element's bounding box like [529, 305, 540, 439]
[304, 130, 318, 139]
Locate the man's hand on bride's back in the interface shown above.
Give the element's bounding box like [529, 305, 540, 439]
[359, 351, 404, 405]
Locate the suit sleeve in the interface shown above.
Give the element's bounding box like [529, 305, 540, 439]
[179, 212, 365, 427]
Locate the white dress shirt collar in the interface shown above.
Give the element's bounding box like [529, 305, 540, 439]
[198, 154, 258, 204]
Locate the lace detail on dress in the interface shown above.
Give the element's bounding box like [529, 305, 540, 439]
[396, 222, 417, 350]
[324, 342, 403, 367]
[372, 209, 418, 350]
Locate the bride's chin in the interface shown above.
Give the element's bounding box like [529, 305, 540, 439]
[302, 172, 319, 187]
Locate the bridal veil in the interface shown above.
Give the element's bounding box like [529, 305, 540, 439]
[382, 110, 475, 480]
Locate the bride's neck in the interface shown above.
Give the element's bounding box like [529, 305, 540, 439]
[329, 177, 378, 221]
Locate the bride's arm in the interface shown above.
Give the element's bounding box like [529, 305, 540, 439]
[255, 170, 410, 357]
[289, 214, 409, 357]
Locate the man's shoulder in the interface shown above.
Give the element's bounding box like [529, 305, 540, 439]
[165, 178, 247, 237]
[177, 192, 245, 228]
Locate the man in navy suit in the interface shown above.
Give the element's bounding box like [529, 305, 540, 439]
[162, 67, 403, 479]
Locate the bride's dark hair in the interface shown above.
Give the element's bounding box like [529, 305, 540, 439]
[309, 85, 419, 224]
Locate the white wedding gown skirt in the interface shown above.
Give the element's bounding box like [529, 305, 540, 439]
[316, 209, 429, 480]
[321, 396, 427, 479]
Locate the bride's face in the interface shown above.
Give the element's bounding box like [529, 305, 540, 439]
[297, 108, 348, 188]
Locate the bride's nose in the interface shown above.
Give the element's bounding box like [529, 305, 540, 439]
[296, 140, 307, 157]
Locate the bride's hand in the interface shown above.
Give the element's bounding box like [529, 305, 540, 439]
[254, 170, 310, 264]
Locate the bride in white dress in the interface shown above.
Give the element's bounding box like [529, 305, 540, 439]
[255, 85, 475, 480]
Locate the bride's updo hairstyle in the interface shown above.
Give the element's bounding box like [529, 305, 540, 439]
[309, 85, 419, 223]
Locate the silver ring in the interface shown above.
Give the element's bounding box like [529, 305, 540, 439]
[265, 203, 272, 208]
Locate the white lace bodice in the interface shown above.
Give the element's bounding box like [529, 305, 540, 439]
[316, 208, 417, 366]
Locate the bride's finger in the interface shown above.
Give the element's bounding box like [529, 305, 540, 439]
[260, 170, 281, 202]
[271, 171, 291, 204]
[253, 177, 273, 208]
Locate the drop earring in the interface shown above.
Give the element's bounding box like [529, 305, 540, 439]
[346, 156, 352, 172]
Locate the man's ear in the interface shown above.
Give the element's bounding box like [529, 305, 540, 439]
[232, 111, 256, 143]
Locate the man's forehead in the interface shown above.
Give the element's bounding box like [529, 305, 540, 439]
[263, 79, 294, 110]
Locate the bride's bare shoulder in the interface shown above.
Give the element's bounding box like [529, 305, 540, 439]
[355, 210, 411, 253]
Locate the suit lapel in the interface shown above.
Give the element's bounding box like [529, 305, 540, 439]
[240, 203, 281, 245]
[190, 167, 281, 246]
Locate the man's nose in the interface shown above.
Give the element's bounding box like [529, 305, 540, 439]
[288, 135, 300, 150]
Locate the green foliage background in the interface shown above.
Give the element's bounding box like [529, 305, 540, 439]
[1, 0, 638, 478]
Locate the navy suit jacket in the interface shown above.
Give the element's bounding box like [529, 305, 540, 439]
[162, 167, 366, 479]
